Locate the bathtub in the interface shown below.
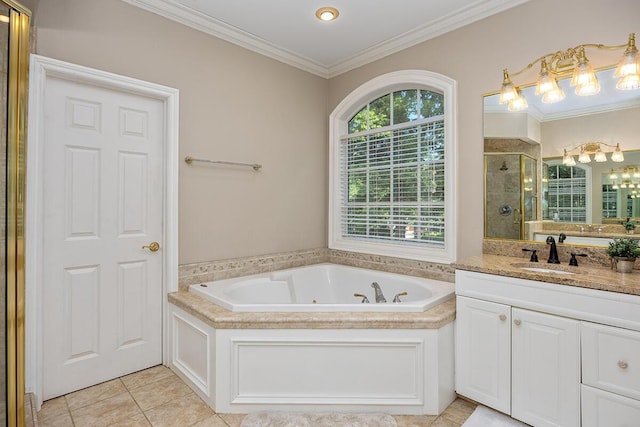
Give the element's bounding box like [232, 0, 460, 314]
[189, 263, 454, 312]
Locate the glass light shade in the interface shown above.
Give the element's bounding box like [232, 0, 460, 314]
[571, 53, 600, 96]
[578, 149, 591, 163]
[508, 92, 528, 111]
[621, 183, 628, 188]
[562, 150, 575, 166]
[611, 144, 625, 162]
[614, 41, 639, 78]
[634, 172, 640, 178]
[594, 148, 607, 162]
[622, 172, 631, 179]
[499, 69, 518, 104]
[541, 86, 566, 103]
[616, 74, 640, 90]
[612, 183, 619, 189]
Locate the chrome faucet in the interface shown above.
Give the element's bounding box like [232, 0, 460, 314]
[371, 282, 387, 303]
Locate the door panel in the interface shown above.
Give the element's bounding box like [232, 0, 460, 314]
[42, 76, 164, 399]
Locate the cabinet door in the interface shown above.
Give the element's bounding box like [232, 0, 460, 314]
[455, 296, 511, 413]
[512, 308, 580, 427]
[581, 384, 640, 427]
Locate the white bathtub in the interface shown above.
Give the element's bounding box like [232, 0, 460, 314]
[189, 263, 454, 312]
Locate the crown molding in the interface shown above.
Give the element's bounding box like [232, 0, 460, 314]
[123, 0, 530, 79]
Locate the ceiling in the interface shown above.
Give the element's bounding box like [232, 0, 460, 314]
[123, 0, 530, 78]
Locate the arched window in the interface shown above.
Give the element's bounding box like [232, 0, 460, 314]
[329, 71, 456, 262]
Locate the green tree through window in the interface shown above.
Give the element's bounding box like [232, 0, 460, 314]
[342, 89, 445, 245]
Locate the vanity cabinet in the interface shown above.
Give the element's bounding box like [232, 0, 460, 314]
[456, 295, 580, 427]
[455, 269, 640, 427]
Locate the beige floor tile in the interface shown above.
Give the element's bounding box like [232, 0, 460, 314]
[431, 416, 462, 427]
[191, 414, 231, 427]
[122, 365, 174, 391]
[37, 411, 75, 427]
[37, 396, 70, 422]
[217, 413, 246, 427]
[143, 393, 214, 427]
[70, 391, 143, 427]
[394, 414, 438, 427]
[130, 373, 192, 411]
[65, 378, 127, 410]
[439, 398, 477, 425]
[111, 412, 153, 426]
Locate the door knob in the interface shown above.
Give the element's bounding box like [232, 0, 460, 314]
[499, 314, 507, 321]
[142, 242, 160, 252]
[514, 319, 522, 326]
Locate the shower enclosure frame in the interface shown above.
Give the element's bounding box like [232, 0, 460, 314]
[3, 1, 30, 426]
[484, 152, 537, 240]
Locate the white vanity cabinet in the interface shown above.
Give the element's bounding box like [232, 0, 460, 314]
[455, 269, 640, 427]
[456, 295, 580, 427]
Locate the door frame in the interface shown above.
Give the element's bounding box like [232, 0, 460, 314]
[25, 54, 179, 408]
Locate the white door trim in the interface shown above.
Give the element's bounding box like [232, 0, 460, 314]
[25, 54, 179, 408]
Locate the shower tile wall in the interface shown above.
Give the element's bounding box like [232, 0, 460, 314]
[485, 154, 523, 240]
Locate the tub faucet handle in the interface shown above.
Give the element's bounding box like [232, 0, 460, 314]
[392, 292, 408, 303]
[353, 293, 370, 304]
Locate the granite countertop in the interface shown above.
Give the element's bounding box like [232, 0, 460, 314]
[168, 291, 456, 330]
[535, 230, 638, 239]
[453, 254, 640, 296]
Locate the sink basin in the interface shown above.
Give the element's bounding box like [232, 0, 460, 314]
[510, 262, 581, 275]
[518, 267, 575, 275]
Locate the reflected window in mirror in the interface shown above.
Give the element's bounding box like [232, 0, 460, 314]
[544, 161, 591, 223]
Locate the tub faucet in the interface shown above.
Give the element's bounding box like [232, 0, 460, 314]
[371, 282, 387, 303]
[546, 236, 560, 264]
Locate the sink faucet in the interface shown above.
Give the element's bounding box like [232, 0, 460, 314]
[546, 236, 560, 264]
[371, 282, 387, 303]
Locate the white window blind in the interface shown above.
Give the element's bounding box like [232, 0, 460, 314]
[339, 103, 445, 247]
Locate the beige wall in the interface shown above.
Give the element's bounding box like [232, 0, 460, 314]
[33, 0, 329, 264]
[328, 0, 640, 259]
[31, 0, 640, 264]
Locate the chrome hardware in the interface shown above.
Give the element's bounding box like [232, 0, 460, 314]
[514, 319, 522, 326]
[371, 282, 387, 303]
[142, 241, 160, 252]
[618, 360, 629, 369]
[392, 292, 408, 303]
[353, 293, 370, 304]
[499, 314, 507, 321]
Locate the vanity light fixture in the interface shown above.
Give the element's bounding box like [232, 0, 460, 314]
[562, 142, 624, 166]
[315, 6, 339, 22]
[499, 33, 640, 108]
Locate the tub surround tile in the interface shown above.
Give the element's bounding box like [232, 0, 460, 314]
[455, 253, 640, 296]
[168, 290, 456, 330]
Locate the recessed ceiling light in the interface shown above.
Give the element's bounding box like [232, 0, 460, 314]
[315, 7, 339, 22]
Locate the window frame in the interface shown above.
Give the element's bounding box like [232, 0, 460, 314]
[329, 70, 457, 263]
[544, 160, 592, 224]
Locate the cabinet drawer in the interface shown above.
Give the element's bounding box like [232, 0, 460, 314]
[581, 385, 640, 427]
[582, 322, 640, 400]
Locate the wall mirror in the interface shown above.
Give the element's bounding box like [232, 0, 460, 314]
[484, 65, 640, 247]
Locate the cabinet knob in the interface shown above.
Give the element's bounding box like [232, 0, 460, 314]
[499, 314, 507, 321]
[618, 360, 629, 369]
[514, 319, 522, 326]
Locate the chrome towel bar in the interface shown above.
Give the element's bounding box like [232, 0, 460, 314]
[184, 156, 262, 171]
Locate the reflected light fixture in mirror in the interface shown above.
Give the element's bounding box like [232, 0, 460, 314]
[500, 33, 640, 110]
[562, 142, 624, 166]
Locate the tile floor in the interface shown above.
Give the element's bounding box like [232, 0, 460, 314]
[36, 365, 477, 426]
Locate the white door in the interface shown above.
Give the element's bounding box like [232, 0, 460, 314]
[41, 75, 165, 399]
[455, 296, 511, 414]
[511, 308, 580, 427]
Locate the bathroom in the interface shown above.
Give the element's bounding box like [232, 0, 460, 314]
[3, 0, 640, 425]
